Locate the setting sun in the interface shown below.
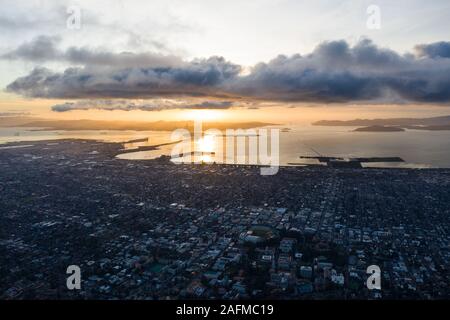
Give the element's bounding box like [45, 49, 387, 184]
[181, 109, 226, 122]
[196, 134, 217, 153]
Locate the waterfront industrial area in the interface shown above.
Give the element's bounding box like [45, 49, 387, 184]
[0, 139, 449, 299]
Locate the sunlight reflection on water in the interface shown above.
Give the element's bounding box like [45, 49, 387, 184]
[2, 126, 450, 168]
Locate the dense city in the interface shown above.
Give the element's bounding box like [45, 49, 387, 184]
[0, 140, 449, 300]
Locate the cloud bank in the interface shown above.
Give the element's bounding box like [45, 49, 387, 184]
[51, 100, 234, 112]
[6, 56, 241, 99]
[1, 36, 183, 68]
[415, 41, 450, 59]
[4, 38, 450, 104]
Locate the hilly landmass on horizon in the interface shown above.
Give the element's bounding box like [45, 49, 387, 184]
[0, 117, 275, 132]
[315, 115, 450, 131]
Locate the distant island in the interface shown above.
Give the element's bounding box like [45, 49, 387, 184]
[314, 115, 450, 131]
[353, 125, 405, 132]
[0, 117, 275, 132]
[404, 125, 450, 131]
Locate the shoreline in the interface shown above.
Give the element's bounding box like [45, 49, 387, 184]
[1, 138, 449, 171]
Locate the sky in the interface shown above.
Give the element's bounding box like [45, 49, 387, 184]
[1, 0, 450, 122]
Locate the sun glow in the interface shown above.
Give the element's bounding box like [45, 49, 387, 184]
[181, 109, 226, 122]
[196, 134, 217, 153]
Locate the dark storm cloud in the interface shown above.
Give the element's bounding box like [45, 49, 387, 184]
[5, 38, 450, 103]
[184, 101, 233, 109]
[415, 41, 450, 59]
[2, 36, 61, 62]
[2, 36, 183, 68]
[231, 39, 450, 103]
[51, 100, 234, 112]
[7, 56, 242, 99]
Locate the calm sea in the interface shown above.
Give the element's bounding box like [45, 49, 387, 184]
[1, 125, 450, 168]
